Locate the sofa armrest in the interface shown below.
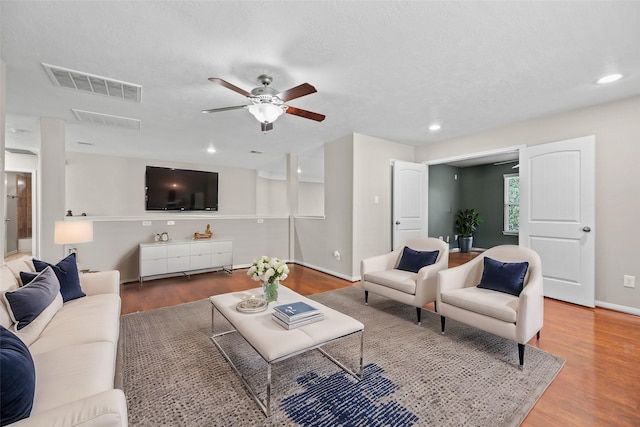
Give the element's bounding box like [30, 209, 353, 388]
[361, 249, 401, 277]
[80, 271, 120, 296]
[516, 274, 544, 343]
[9, 389, 127, 427]
[436, 254, 485, 306]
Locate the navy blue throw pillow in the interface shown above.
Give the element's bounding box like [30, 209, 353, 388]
[0, 326, 36, 425]
[5, 267, 60, 331]
[477, 256, 529, 296]
[396, 247, 440, 273]
[33, 253, 85, 303]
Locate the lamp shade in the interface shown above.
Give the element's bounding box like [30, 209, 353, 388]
[247, 103, 284, 123]
[54, 221, 94, 245]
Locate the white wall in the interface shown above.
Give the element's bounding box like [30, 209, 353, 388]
[298, 181, 324, 216]
[39, 118, 66, 261]
[60, 152, 289, 282]
[0, 61, 5, 259]
[416, 95, 640, 312]
[66, 152, 257, 216]
[294, 133, 415, 280]
[352, 134, 415, 275]
[294, 134, 354, 279]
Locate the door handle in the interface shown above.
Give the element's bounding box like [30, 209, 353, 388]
[395, 221, 401, 225]
[582, 226, 591, 232]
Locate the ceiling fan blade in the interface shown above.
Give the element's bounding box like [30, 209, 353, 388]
[201, 105, 247, 114]
[285, 106, 326, 122]
[208, 78, 251, 97]
[261, 122, 273, 132]
[278, 83, 317, 102]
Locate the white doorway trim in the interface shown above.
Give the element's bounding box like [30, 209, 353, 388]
[423, 145, 526, 239]
[424, 145, 526, 167]
[4, 167, 38, 259]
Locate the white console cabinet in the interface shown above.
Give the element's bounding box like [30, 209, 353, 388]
[139, 239, 232, 282]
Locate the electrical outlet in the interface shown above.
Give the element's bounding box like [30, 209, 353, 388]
[624, 275, 636, 288]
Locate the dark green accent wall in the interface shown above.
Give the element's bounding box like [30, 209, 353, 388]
[428, 165, 461, 249]
[429, 163, 518, 250]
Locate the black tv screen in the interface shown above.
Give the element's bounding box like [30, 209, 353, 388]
[145, 166, 218, 211]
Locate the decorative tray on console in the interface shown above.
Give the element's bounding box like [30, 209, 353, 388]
[236, 297, 268, 313]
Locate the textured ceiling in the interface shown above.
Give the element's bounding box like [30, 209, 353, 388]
[2, 1, 639, 180]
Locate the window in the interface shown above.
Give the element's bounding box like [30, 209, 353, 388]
[504, 174, 519, 233]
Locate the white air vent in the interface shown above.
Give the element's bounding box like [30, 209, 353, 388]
[72, 109, 141, 130]
[43, 63, 141, 102]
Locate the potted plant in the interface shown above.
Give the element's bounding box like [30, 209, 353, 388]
[455, 208, 482, 253]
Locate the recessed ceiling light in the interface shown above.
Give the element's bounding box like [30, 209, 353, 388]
[429, 124, 441, 132]
[596, 73, 623, 84]
[206, 146, 216, 154]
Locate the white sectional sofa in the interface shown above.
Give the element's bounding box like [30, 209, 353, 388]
[0, 255, 127, 427]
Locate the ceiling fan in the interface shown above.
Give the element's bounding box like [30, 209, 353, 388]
[202, 74, 326, 132]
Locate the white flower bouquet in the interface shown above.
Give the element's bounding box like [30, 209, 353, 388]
[247, 256, 289, 302]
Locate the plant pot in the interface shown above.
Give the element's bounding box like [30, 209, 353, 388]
[458, 236, 473, 253]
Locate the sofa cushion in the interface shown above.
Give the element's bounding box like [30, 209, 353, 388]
[0, 268, 21, 329]
[0, 325, 36, 426]
[364, 269, 417, 294]
[4, 267, 60, 331]
[441, 286, 519, 323]
[29, 294, 121, 355]
[30, 342, 116, 414]
[396, 247, 439, 273]
[33, 253, 86, 303]
[4, 257, 35, 286]
[477, 256, 529, 296]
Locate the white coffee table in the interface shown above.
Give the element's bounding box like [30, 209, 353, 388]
[209, 285, 364, 416]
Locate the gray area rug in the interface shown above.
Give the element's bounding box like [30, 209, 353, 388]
[120, 286, 564, 426]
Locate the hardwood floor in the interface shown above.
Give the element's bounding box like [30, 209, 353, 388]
[120, 252, 640, 426]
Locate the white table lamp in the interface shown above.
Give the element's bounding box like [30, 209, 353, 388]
[54, 221, 94, 258]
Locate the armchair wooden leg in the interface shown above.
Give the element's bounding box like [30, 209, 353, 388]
[536, 330, 541, 340]
[416, 307, 422, 325]
[434, 300, 438, 313]
[518, 343, 525, 369]
[364, 291, 369, 305]
[440, 316, 445, 334]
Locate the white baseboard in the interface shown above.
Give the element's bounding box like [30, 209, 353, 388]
[595, 300, 640, 317]
[293, 260, 359, 282]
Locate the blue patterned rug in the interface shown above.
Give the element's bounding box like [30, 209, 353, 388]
[120, 286, 564, 426]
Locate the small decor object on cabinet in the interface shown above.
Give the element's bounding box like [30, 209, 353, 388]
[247, 256, 290, 303]
[160, 232, 169, 242]
[193, 224, 213, 239]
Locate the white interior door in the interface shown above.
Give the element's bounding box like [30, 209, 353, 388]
[519, 135, 595, 307]
[392, 160, 428, 250]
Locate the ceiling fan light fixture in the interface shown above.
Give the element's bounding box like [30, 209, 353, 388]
[247, 103, 284, 124]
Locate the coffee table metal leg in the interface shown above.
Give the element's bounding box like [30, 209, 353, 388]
[316, 329, 364, 380]
[266, 363, 272, 417]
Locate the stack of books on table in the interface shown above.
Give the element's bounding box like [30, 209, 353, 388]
[272, 301, 324, 329]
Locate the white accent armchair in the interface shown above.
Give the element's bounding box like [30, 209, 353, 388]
[361, 238, 449, 324]
[437, 245, 544, 368]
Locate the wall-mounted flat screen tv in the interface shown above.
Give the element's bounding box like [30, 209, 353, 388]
[145, 166, 218, 211]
